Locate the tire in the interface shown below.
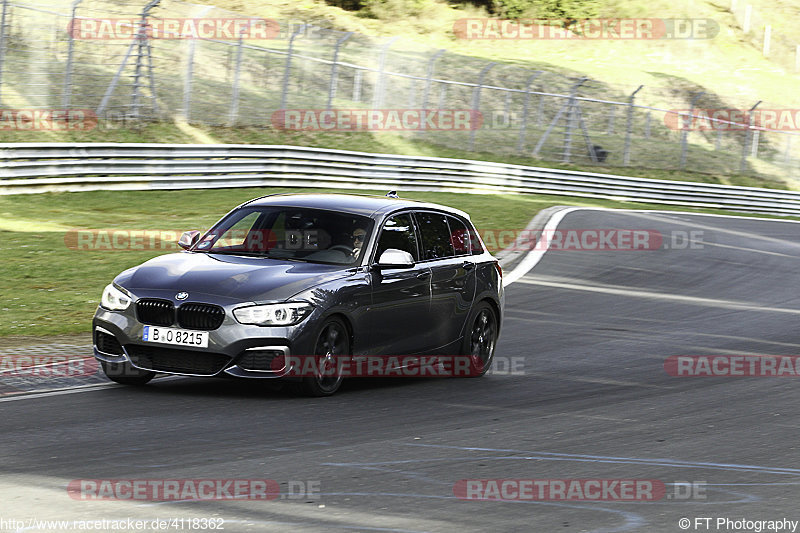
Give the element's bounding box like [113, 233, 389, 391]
[301, 317, 350, 397]
[100, 360, 155, 386]
[460, 301, 498, 377]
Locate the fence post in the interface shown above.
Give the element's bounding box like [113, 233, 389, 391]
[280, 24, 307, 110]
[796, 44, 800, 72]
[743, 4, 752, 33]
[326, 31, 353, 110]
[562, 77, 587, 164]
[372, 37, 398, 110]
[182, 5, 212, 121]
[680, 91, 704, 168]
[130, 0, 160, 120]
[183, 40, 197, 121]
[422, 49, 445, 110]
[606, 106, 616, 135]
[229, 22, 251, 125]
[62, 0, 83, 108]
[784, 136, 792, 165]
[468, 61, 496, 151]
[516, 71, 542, 154]
[622, 85, 643, 166]
[0, 0, 8, 106]
[352, 69, 362, 102]
[740, 100, 761, 172]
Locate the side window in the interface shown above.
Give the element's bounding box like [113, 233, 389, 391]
[448, 216, 471, 256]
[375, 214, 419, 262]
[416, 212, 455, 260]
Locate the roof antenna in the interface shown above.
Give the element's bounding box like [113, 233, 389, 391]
[385, 190, 399, 198]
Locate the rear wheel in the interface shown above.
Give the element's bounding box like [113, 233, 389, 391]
[301, 317, 349, 397]
[461, 302, 498, 377]
[100, 360, 155, 386]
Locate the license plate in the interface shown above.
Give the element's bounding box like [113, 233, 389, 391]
[142, 326, 209, 348]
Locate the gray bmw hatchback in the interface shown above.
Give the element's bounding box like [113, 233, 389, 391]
[92, 193, 504, 396]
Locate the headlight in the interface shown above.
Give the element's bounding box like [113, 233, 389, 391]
[101, 284, 131, 311]
[233, 302, 313, 326]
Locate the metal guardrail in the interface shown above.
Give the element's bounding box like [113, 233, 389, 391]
[2, 143, 800, 216]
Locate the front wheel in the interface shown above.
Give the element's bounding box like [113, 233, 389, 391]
[301, 317, 350, 397]
[100, 360, 155, 386]
[460, 302, 498, 377]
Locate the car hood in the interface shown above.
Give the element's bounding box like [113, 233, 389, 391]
[116, 252, 350, 304]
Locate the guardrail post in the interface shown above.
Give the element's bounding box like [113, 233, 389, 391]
[62, 0, 83, 108]
[372, 37, 398, 110]
[422, 49, 445, 110]
[0, 0, 8, 106]
[280, 24, 307, 110]
[740, 100, 761, 173]
[516, 71, 542, 154]
[622, 85, 643, 166]
[326, 32, 352, 110]
[468, 61, 496, 151]
[680, 91, 705, 168]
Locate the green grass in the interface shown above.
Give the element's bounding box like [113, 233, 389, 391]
[0, 185, 796, 338]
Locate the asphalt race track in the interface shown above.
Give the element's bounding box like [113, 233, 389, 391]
[3, 209, 800, 532]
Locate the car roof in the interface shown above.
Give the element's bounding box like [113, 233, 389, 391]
[243, 193, 471, 220]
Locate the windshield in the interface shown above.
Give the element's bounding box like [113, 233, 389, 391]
[194, 206, 375, 266]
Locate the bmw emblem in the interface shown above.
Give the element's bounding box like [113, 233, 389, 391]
[176, 292, 189, 301]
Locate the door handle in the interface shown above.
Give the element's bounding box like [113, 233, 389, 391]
[416, 271, 431, 280]
[462, 261, 475, 270]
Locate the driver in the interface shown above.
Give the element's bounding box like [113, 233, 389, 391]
[351, 227, 367, 258]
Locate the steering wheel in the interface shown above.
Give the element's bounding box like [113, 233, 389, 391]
[328, 244, 354, 255]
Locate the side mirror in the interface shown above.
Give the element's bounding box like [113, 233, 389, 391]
[178, 230, 201, 250]
[376, 248, 414, 269]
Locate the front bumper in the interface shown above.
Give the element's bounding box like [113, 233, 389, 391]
[93, 306, 317, 379]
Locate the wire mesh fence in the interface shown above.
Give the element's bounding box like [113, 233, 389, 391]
[1, 0, 798, 185]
